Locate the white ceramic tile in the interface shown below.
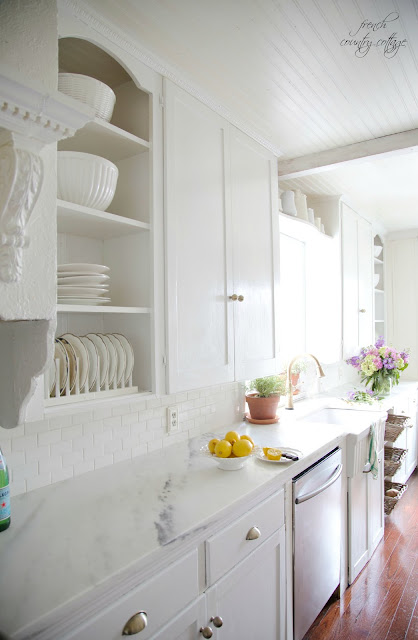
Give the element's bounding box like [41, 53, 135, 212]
[0, 425, 24, 439]
[93, 407, 113, 421]
[12, 435, 37, 452]
[73, 460, 95, 476]
[121, 412, 139, 426]
[104, 439, 123, 454]
[82, 420, 104, 436]
[102, 416, 121, 430]
[51, 467, 74, 483]
[62, 451, 84, 467]
[38, 429, 62, 447]
[26, 472, 52, 492]
[72, 434, 94, 451]
[49, 414, 73, 430]
[7, 451, 25, 467]
[130, 444, 147, 459]
[61, 425, 83, 441]
[10, 479, 27, 496]
[12, 461, 38, 482]
[39, 457, 63, 473]
[26, 445, 50, 462]
[24, 419, 50, 435]
[50, 441, 73, 457]
[147, 439, 163, 452]
[114, 449, 133, 463]
[94, 454, 114, 469]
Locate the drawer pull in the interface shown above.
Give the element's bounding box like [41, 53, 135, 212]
[237, 295, 244, 302]
[122, 611, 148, 635]
[210, 616, 223, 628]
[246, 526, 261, 540]
[229, 294, 238, 301]
[200, 626, 213, 638]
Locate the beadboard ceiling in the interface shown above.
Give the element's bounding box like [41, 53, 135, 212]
[81, 0, 418, 231]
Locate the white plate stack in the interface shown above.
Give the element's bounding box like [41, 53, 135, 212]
[57, 263, 111, 305]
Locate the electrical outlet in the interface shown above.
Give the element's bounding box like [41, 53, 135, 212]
[167, 406, 179, 433]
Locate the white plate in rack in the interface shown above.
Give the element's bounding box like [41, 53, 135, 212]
[58, 263, 110, 274]
[57, 286, 109, 297]
[60, 333, 89, 391]
[98, 334, 117, 387]
[58, 337, 78, 393]
[49, 339, 69, 396]
[106, 333, 126, 385]
[79, 336, 99, 390]
[113, 333, 134, 384]
[85, 333, 109, 388]
[57, 297, 111, 305]
[57, 274, 110, 284]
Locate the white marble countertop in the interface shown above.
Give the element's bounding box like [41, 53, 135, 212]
[0, 382, 416, 637]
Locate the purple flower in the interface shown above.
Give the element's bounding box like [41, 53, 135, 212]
[375, 336, 385, 348]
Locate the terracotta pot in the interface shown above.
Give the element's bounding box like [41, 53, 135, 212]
[246, 393, 280, 421]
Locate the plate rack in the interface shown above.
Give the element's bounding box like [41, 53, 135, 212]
[44, 355, 137, 407]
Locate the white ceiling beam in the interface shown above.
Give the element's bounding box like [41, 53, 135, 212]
[278, 129, 418, 179]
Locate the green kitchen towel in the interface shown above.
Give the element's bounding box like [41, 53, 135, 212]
[369, 423, 378, 479]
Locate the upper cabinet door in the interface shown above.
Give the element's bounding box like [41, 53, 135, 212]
[230, 128, 280, 381]
[341, 203, 373, 358]
[164, 80, 234, 392]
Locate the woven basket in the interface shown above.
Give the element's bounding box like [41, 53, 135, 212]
[384, 480, 408, 515]
[58, 73, 116, 122]
[384, 414, 411, 443]
[384, 446, 407, 476]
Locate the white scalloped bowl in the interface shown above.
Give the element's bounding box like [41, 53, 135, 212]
[58, 73, 116, 122]
[57, 151, 118, 211]
[200, 445, 253, 471]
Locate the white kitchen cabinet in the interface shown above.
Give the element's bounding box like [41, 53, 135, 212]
[388, 391, 417, 484]
[150, 597, 207, 640]
[46, 24, 165, 404]
[341, 202, 374, 359]
[164, 79, 279, 392]
[347, 417, 386, 584]
[205, 528, 286, 640]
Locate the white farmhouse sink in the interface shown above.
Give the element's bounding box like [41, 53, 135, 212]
[299, 407, 383, 429]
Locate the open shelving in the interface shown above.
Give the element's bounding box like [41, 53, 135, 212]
[373, 235, 385, 341]
[47, 36, 155, 407]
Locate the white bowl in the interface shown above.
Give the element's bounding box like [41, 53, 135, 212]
[374, 273, 380, 287]
[58, 73, 116, 122]
[57, 151, 118, 211]
[374, 245, 383, 258]
[200, 446, 253, 470]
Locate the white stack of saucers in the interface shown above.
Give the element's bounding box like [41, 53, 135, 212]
[57, 263, 111, 305]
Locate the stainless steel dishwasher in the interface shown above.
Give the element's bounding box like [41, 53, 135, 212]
[293, 448, 343, 640]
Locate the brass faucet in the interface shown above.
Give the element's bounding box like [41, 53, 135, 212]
[285, 354, 325, 410]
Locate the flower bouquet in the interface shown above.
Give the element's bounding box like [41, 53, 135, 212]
[346, 337, 409, 396]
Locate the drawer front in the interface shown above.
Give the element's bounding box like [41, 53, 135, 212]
[66, 550, 198, 640]
[206, 490, 284, 585]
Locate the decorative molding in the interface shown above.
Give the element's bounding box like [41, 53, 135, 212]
[0, 65, 94, 146]
[60, 0, 284, 158]
[0, 134, 43, 282]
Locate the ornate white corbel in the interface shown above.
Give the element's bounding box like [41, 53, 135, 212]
[0, 132, 43, 282]
[0, 65, 93, 283]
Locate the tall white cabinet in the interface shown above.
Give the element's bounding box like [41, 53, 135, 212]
[164, 80, 279, 392]
[341, 202, 374, 358]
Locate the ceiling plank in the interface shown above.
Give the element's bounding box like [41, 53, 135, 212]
[278, 128, 418, 179]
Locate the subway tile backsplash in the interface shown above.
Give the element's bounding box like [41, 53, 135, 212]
[0, 382, 245, 496]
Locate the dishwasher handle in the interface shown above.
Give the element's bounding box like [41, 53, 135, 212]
[295, 463, 343, 504]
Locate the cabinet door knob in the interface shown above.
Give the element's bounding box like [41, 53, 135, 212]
[237, 295, 244, 302]
[246, 526, 261, 540]
[200, 626, 213, 638]
[359, 308, 366, 313]
[122, 611, 147, 635]
[210, 616, 223, 628]
[229, 294, 238, 301]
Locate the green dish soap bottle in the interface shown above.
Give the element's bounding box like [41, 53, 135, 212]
[0, 446, 11, 531]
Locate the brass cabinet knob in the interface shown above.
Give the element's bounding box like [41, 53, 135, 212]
[246, 525, 261, 540]
[229, 294, 238, 301]
[210, 616, 223, 628]
[359, 308, 366, 313]
[122, 611, 148, 635]
[200, 626, 213, 638]
[237, 295, 244, 302]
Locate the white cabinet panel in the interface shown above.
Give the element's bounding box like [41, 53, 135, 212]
[164, 80, 279, 392]
[164, 80, 234, 392]
[341, 203, 373, 359]
[206, 528, 286, 640]
[230, 128, 280, 380]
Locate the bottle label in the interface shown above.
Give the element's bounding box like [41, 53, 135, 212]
[0, 486, 11, 521]
[0, 457, 4, 471]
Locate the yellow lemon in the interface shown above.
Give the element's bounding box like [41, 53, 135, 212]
[264, 447, 282, 461]
[232, 439, 253, 458]
[208, 438, 220, 454]
[214, 439, 233, 458]
[240, 434, 254, 448]
[224, 430, 240, 444]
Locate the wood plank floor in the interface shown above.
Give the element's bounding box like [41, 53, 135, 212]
[303, 469, 418, 640]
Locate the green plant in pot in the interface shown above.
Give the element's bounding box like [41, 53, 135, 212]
[246, 375, 286, 422]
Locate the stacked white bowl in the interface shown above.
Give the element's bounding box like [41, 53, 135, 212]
[57, 263, 111, 305]
[57, 151, 118, 211]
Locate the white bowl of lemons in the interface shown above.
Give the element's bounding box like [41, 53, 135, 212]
[201, 430, 255, 470]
